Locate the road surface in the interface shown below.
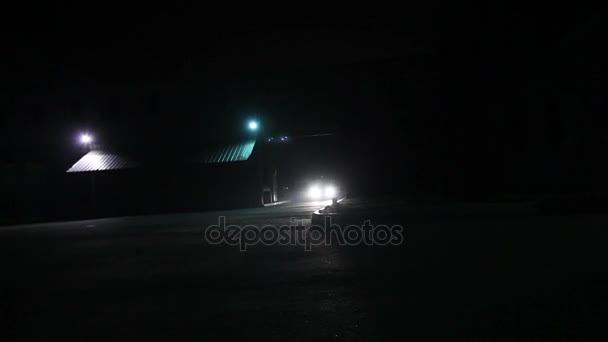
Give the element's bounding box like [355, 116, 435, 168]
[1, 200, 607, 340]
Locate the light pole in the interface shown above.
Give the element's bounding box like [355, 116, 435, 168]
[244, 119, 280, 205]
[247, 119, 265, 204]
[246, 119, 273, 204]
[79, 132, 96, 217]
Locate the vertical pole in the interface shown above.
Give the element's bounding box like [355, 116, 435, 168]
[90, 172, 96, 217]
[272, 167, 278, 203]
[257, 139, 265, 205]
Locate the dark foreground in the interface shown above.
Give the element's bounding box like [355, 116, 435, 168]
[1, 200, 607, 340]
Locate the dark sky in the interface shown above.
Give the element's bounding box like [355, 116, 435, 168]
[2, 3, 606, 171]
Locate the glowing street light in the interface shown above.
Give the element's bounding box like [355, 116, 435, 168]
[80, 133, 93, 145]
[248, 120, 259, 131]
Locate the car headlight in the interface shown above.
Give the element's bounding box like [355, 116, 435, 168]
[324, 185, 337, 198]
[308, 185, 322, 199]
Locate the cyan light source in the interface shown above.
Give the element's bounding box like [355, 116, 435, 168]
[248, 120, 259, 131]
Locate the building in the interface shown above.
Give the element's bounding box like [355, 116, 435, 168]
[64, 139, 282, 218]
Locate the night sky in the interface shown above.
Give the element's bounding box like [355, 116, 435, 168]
[2, 3, 606, 193]
[3, 6, 608, 338]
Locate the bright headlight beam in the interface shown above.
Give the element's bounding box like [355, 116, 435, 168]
[324, 185, 337, 198]
[308, 185, 322, 199]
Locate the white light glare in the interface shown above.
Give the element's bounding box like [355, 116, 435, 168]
[248, 121, 258, 130]
[324, 185, 337, 198]
[308, 185, 322, 199]
[80, 134, 93, 144]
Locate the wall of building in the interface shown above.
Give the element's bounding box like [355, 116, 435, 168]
[1, 161, 260, 225]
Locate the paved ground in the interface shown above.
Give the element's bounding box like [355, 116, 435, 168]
[1, 199, 607, 340]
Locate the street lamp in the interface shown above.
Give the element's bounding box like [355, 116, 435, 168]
[80, 133, 93, 145]
[248, 120, 259, 131]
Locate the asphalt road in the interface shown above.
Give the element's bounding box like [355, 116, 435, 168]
[1, 200, 607, 340]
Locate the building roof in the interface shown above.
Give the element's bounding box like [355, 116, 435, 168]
[66, 150, 138, 173]
[196, 140, 256, 164]
[66, 140, 257, 173]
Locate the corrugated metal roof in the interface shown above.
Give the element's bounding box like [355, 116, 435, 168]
[67, 150, 137, 173]
[67, 141, 256, 173]
[197, 140, 256, 164]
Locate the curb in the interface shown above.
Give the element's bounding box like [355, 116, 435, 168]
[263, 200, 291, 207]
[310, 198, 348, 226]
